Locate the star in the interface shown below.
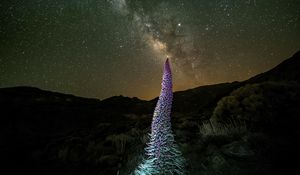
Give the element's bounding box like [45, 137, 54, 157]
[0, 0, 298, 100]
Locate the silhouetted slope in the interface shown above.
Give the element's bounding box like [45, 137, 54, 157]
[0, 86, 151, 139]
[170, 50, 300, 115]
[246, 51, 300, 83]
[172, 82, 240, 114]
[100, 95, 153, 114]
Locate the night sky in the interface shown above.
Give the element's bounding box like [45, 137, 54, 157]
[1, 0, 299, 100]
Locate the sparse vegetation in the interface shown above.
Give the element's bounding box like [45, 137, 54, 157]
[199, 119, 247, 137]
[211, 81, 300, 131]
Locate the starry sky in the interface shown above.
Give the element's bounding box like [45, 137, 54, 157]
[0, 0, 299, 100]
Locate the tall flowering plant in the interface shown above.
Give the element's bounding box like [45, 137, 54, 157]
[134, 59, 185, 175]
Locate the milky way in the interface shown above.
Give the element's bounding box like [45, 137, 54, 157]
[0, 0, 299, 99]
[110, 0, 200, 85]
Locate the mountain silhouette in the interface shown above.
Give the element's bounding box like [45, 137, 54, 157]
[246, 51, 300, 83]
[0, 51, 299, 175]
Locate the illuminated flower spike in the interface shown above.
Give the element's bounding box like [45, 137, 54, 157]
[134, 59, 186, 175]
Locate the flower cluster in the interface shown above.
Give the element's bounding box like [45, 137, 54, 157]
[134, 59, 185, 175]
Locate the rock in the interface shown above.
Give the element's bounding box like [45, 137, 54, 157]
[221, 141, 254, 159]
[98, 155, 120, 166]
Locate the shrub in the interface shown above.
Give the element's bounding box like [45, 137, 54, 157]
[211, 81, 300, 131]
